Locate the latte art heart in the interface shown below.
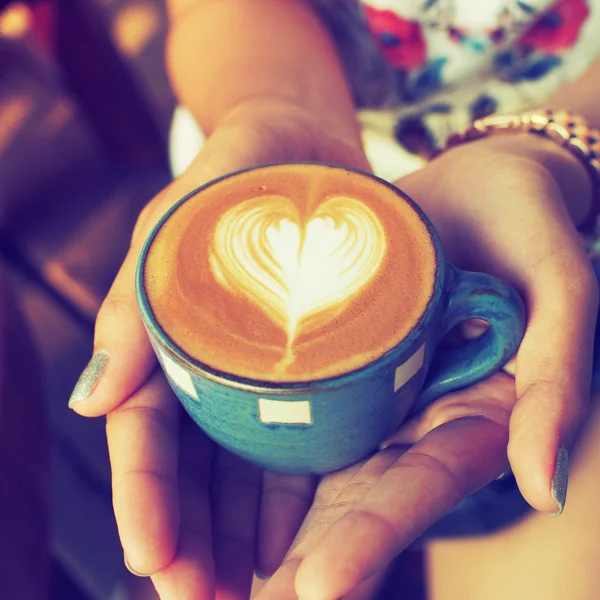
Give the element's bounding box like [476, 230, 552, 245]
[210, 195, 387, 349]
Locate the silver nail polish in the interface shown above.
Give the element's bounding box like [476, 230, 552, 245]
[255, 570, 271, 581]
[551, 445, 569, 516]
[124, 555, 151, 578]
[495, 468, 513, 481]
[69, 350, 109, 406]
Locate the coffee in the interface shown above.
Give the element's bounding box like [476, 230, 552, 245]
[143, 164, 436, 382]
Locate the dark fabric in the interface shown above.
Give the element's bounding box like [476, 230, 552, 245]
[0, 270, 49, 600]
[309, 0, 400, 108]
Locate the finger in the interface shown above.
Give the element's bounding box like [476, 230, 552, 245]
[69, 180, 187, 417]
[151, 413, 215, 600]
[285, 376, 515, 600]
[384, 372, 516, 446]
[255, 559, 300, 599]
[294, 415, 510, 600]
[70, 144, 224, 418]
[503, 356, 516, 376]
[212, 449, 262, 600]
[409, 160, 598, 514]
[469, 179, 599, 514]
[256, 472, 316, 578]
[509, 245, 598, 513]
[107, 370, 180, 576]
[256, 448, 409, 599]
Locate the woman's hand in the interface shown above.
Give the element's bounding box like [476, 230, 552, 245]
[69, 100, 368, 599]
[256, 136, 599, 599]
[257, 373, 516, 600]
[105, 372, 318, 599]
[401, 134, 598, 514]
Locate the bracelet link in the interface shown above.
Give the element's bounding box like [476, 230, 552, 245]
[521, 110, 550, 131]
[477, 114, 521, 131]
[545, 121, 572, 146]
[588, 158, 600, 185]
[567, 135, 593, 162]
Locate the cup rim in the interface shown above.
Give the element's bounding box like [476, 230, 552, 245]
[135, 161, 445, 393]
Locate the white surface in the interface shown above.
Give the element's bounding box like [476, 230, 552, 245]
[158, 348, 198, 399]
[394, 343, 426, 392]
[258, 398, 313, 424]
[168, 105, 206, 178]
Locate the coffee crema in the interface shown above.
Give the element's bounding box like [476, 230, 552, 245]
[143, 164, 437, 382]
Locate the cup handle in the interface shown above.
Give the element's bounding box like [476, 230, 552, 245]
[409, 264, 526, 416]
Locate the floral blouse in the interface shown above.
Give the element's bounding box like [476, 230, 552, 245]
[313, 0, 600, 157]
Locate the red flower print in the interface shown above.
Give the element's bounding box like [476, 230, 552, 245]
[364, 6, 427, 70]
[519, 0, 589, 54]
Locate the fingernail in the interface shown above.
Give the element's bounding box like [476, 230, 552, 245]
[69, 350, 109, 406]
[255, 569, 270, 581]
[124, 554, 151, 578]
[551, 445, 569, 516]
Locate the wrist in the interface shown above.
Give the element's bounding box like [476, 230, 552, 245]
[439, 133, 594, 227]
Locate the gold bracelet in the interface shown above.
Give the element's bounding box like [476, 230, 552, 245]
[437, 109, 600, 234]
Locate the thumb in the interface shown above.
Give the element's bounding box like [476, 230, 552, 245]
[68, 177, 189, 417]
[68, 137, 233, 416]
[68, 114, 269, 416]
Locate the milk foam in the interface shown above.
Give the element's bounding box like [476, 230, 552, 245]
[209, 194, 386, 369]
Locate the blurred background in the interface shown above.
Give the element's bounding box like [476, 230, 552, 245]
[0, 1, 173, 598]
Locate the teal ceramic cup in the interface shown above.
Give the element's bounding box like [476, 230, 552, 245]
[136, 163, 526, 475]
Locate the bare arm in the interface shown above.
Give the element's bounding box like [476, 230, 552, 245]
[549, 58, 600, 127]
[166, 0, 363, 150]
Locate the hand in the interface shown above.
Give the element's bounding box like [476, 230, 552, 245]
[256, 373, 516, 600]
[255, 135, 599, 599]
[69, 100, 368, 599]
[106, 371, 317, 599]
[400, 135, 598, 514]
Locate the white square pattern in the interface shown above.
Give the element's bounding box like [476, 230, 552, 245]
[258, 398, 312, 424]
[394, 344, 426, 392]
[158, 349, 198, 399]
